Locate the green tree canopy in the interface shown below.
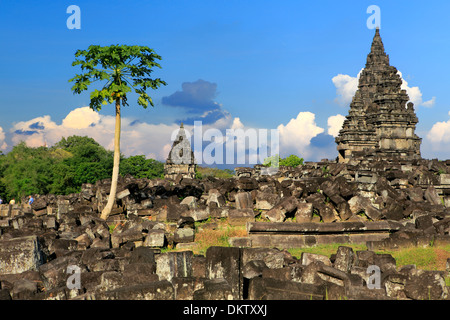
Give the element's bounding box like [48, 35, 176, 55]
[119, 155, 164, 179]
[263, 154, 304, 168]
[0, 136, 164, 202]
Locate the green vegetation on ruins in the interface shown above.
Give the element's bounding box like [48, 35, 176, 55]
[263, 154, 304, 168]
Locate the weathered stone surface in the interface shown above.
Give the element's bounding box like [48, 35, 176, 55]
[254, 191, 279, 210]
[300, 253, 332, 267]
[183, 206, 209, 222]
[144, 229, 165, 247]
[248, 277, 324, 300]
[180, 196, 198, 209]
[333, 246, 355, 273]
[172, 276, 205, 300]
[242, 260, 268, 279]
[111, 226, 144, 248]
[241, 247, 285, 270]
[205, 246, 241, 300]
[404, 270, 448, 300]
[156, 251, 193, 282]
[38, 251, 83, 290]
[174, 227, 195, 243]
[206, 189, 226, 208]
[234, 192, 253, 210]
[228, 208, 254, 226]
[92, 280, 175, 300]
[265, 196, 299, 222]
[123, 263, 159, 285]
[295, 202, 313, 223]
[0, 236, 44, 275]
[193, 278, 233, 300]
[424, 186, 441, 206]
[11, 279, 38, 300]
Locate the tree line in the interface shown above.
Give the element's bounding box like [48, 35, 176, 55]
[0, 135, 164, 203]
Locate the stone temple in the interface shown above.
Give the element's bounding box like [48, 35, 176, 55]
[164, 123, 196, 180]
[335, 28, 422, 163]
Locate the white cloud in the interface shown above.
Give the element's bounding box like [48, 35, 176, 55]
[327, 114, 346, 137]
[10, 107, 183, 161]
[427, 111, 450, 145]
[62, 107, 101, 129]
[8, 106, 339, 163]
[421, 96, 436, 108]
[0, 127, 7, 150]
[332, 69, 435, 108]
[277, 111, 324, 159]
[331, 69, 363, 106]
[9, 106, 243, 162]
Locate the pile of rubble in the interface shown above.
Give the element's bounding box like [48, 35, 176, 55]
[1, 237, 449, 300]
[0, 158, 449, 300]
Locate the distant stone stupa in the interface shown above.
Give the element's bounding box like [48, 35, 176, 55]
[335, 28, 422, 163]
[164, 123, 196, 180]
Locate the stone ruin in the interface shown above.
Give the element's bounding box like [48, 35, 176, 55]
[0, 166, 449, 300]
[164, 123, 196, 180]
[0, 29, 449, 300]
[335, 28, 422, 163]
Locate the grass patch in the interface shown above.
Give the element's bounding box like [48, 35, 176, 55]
[195, 166, 234, 179]
[288, 243, 450, 272]
[193, 219, 247, 255]
[164, 218, 248, 255]
[378, 244, 450, 271]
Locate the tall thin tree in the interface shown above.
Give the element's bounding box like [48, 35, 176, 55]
[69, 45, 166, 220]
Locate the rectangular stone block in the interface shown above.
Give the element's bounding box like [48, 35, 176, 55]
[0, 236, 44, 275]
[440, 174, 450, 185]
[248, 277, 324, 300]
[91, 280, 174, 300]
[144, 229, 165, 247]
[155, 251, 193, 282]
[205, 246, 242, 300]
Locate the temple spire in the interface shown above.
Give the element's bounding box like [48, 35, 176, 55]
[336, 29, 421, 163]
[370, 27, 385, 54]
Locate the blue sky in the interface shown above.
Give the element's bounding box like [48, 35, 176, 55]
[1, 0, 450, 164]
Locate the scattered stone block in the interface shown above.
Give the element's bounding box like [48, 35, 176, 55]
[92, 280, 175, 300]
[249, 277, 324, 300]
[0, 236, 44, 275]
[333, 246, 355, 273]
[143, 229, 165, 247]
[295, 202, 313, 223]
[404, 270, 449, 300]
[156, 251, 193, 282]
[174, 227, 195, 243]
[234, 192, 253, 210]
[206, 246, 242, 300]
[301, 252, 332, 267]
[193, 279, 233, 300]
[228, 208, 254, 226]
[424, 186, 442, 206]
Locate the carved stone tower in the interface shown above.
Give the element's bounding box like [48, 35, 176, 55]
[336, 28, 422, 163]
[164, 123, 196, 180]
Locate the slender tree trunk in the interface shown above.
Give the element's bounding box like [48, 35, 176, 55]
[100, 97, 121, 220]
